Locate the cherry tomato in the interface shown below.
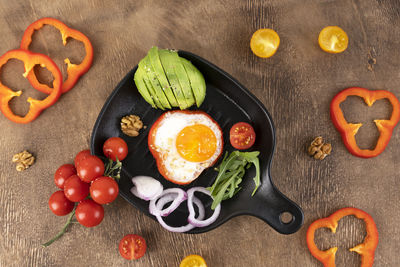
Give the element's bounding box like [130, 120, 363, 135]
[48, 190, 74, 216]
[180, 255, 207, 267]
[54, 164, 76, 189]
[250, 28, 280, 58]
[119, 234, 146, 260]
[74, 149, 91, 168]
[229, 122, 256, 150]
[63, 175, 90, 202]
[103, 137, 128, 161]
[90, 176, 119, 204]
[77, 155, 105, 183]
[75, 199, 104, 227]
[318, 26, 348, 54]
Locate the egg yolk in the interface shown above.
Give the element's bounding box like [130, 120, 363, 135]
[176, 124, 217, 162]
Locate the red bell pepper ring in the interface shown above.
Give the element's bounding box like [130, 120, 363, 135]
[307, 207, 378, 267]
[330, 87, 400, 158]
[0, 49, 62, 124]
[20, 17, 93, 94]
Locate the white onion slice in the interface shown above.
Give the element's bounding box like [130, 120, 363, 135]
[155, 194, 205, 219]
[149, 188, 187, 216]
[154, 195, 205, 233]
[131, 176, 163, 201]
[187, 187, 221, 228]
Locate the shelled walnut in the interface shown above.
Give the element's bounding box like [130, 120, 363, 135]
[12, 150, 35, 171]
[120, 115, 146, 137]
[307, 137, 332, 160]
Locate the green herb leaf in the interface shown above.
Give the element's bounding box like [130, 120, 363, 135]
[207, 150, 261, 209]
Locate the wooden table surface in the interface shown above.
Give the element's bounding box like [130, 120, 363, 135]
[1, 0, 399, 266]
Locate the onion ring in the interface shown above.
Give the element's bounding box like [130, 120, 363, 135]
[154, 195, 205, 233]
[155, 194, 205, 219]
[187, 187, 221, 228]
[149, 188, 187, 216]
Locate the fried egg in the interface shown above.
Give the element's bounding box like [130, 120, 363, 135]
[148, 110, 223, 184]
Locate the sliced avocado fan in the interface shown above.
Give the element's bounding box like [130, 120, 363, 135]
[148, 46, 179, 107]
[133, 67, 157, 108]
[139, 55, 171, 109]
[159, 49, 189, 109]
[134, 47, 206, 109]
[180, 57, 206, 107]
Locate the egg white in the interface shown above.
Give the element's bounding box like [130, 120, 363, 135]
[152, 112, 223, 184]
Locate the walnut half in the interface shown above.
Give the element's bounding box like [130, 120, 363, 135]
[307, 137, 332, 160]
[12, 150, 35, 171]
[121, 115, 145, 137]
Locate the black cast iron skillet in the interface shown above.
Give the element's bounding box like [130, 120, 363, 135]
[90, 51, 304, 234]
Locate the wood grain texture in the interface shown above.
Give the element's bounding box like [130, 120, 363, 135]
[0, 0, 399, 266]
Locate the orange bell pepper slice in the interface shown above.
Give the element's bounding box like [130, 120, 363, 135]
[307, 207, 378, 267]
[0, 49, 62, 123]
[330, 87, 400, 158]
[20, 17, 93, 94]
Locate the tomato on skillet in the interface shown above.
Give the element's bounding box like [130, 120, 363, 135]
[229, 122, 256, 149]
[119, 234, 147, 260]
[103, 137, 128, 161]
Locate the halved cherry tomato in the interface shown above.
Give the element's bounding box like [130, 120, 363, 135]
[119, 234, 147, 260]
[75, 199, 104, 227]
[63, 174, 90, 202]
[54, 164, 76, 189]
[77, 155, 105, 183]
[74, 149, 91, 168]
[103, 137, 128, 161]
[250, 28, 280, 58]
[90, 176, 119, 204]
[229, 122, 256, 150]
[180, 255, 207, 267]
[318, 26, 348, 54]
[48, 190, 74, 216]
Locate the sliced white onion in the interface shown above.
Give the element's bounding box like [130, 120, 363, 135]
[131, 176, 163, 201]
[149, 188, 187, 216]
[187, 187, 221, 228]
[155, 194, 205, 219]
[154, 195, 205, 233]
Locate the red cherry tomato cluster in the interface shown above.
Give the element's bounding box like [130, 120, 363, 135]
[48, 137, 128, 228]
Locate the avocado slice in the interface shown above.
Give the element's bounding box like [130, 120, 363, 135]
[180, 58, 206, 107]
[133, 67, 157, 108]
[159, 49, 189, 109]
[166, 50, 196, 107]
[137, 65, 165, 110]
[139, 55, 171, 109]
[137, 63, 164, 109]
[148, 47, 179, 107]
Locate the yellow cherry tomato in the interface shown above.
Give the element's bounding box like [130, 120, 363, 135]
[250, 28, 280, 58]
[318, 26, 348, 53]
[179, 255, 207, 267]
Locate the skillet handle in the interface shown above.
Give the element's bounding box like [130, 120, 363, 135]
[250, 176, 304, 234]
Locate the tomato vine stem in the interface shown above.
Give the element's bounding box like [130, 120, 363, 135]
[42, 206, 76, 247]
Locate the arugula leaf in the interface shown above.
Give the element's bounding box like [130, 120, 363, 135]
[207, 150, 261, 209]
[209, 151, 239, 194]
